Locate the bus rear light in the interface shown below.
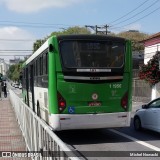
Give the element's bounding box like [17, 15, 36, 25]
[121, 92, 128, 111]
[58, 92, 66, 113]
[59, 101, 66, 108]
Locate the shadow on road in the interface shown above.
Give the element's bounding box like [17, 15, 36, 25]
[56, 118, 160, 145]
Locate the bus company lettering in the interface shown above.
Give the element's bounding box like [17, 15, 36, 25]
[90, 69, 97, 72]
[90, 77, 100, 80]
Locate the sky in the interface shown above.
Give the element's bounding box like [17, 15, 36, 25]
[0, 0, 160, 62]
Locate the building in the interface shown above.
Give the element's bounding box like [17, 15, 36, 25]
[0, 58, 9, 76]
[142, 32, 160, 100]
[9, 58, 21, 65]
[142, 32, 160, 64]
[132, 51, 144, 69]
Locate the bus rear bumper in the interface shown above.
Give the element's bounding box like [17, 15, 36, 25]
[50, 112, 131, 131]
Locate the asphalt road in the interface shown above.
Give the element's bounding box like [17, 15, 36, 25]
[56, 102, 160, 160]
[7, 81, 22, 98]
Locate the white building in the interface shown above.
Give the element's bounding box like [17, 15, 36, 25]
[9, 58, 21, 65]
[142, 32, 160, 100]
[0, 58, 9, 76]
[143, 32, 160, 64]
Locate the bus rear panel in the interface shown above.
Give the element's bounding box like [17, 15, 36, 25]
[48, 35, 132, 130]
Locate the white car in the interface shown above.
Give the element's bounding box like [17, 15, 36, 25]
[19, 84, 22, 89]
[14, 83, 19, 88]
[134, 98, 160, 133]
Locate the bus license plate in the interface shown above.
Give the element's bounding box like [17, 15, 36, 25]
[89, 102, 101, 106]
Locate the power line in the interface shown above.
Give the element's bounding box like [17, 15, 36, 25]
[0, 20, 76, 29]
[85, 25, 110, 35]
[0, 55, 30, 56]
[109, 0, 150, 24]
[111, 6, 160, 30]
[0, 20, 72, 27]
[0, 50, 32, 51]
[0, 23, 64, 28]
[0, 39, 35, 42]
[111, 0, 159, 26]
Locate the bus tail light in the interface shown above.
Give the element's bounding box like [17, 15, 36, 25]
[121, 92, 128, 111]
[58, 92, 66, 113]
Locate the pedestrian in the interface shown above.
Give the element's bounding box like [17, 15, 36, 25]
[0, 82, 2, 100]
[3, 83, 7, 98]
[1, 81, 4, 92]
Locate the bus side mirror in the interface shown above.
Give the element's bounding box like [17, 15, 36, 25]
[49, 44, 55, 52]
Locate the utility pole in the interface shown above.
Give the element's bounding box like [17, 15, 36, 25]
[85, 25, 110, 35]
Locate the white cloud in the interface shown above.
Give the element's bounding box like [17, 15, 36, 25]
[0, 27, 35, 61]
[1, 0, 83, 13]
[124, 23, 142, 31]
[112, 23, 142, 33]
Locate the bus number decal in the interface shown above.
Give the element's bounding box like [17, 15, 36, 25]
[110, 84, 122, 89]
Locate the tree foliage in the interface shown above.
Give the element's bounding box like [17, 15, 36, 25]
[117, 30, 149, 51]
[139, 52, 160, 86]
[7, 61, 24, 82]
[33, 26, 91, 52]
[33, 39, 46, 54]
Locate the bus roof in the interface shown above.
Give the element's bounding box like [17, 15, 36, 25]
[24, 39, 49, 66]
[57, 34, 126, 42]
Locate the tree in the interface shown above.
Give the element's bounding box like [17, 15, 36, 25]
[62, 26, 91, 35]
[7, 65, 15, 80]
[33, 39, 47, 53]
[117, 30, 149, 51]
[33, 26, 91, 52]
[7, 61, 24, 82]
[0, 73, 3, 81]
[139, 52, 160, 86]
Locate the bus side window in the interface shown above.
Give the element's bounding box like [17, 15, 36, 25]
[38, 57, 41, 76]
[46, 52, 48, 75]
[23, 68, 25, 88]
[40, 56, 43, 75]
[43, 53, 46, 75]
[34, 61, 36, 76]
[36, 60, 38, 76]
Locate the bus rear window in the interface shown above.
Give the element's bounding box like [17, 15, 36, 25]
[59, 40, 125, 68]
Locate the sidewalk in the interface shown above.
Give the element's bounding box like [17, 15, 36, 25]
[0, 95, 30, 159]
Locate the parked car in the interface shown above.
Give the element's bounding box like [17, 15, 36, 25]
[14, 83, 19, 88]
[134, 97, 160, 133]
[19, 83, 22, 89]
[12, 83, 16, 87]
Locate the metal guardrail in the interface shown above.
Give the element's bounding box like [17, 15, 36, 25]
[9, 90, 80, 160]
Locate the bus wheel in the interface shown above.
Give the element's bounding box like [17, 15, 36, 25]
[134, 116, 141, 131]
[37, 102, 41, 118]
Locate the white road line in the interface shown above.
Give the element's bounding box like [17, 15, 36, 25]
[109, 129, 160, 151]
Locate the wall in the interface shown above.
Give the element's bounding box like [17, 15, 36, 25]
[144, 43, 160, 64]
[152, 83, 160, 100]
[0, 60, 9, 76]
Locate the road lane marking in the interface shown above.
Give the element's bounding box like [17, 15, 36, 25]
[109, 129, 160, 151]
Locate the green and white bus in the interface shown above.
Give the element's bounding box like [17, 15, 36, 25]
[22, 35, 132, 131]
